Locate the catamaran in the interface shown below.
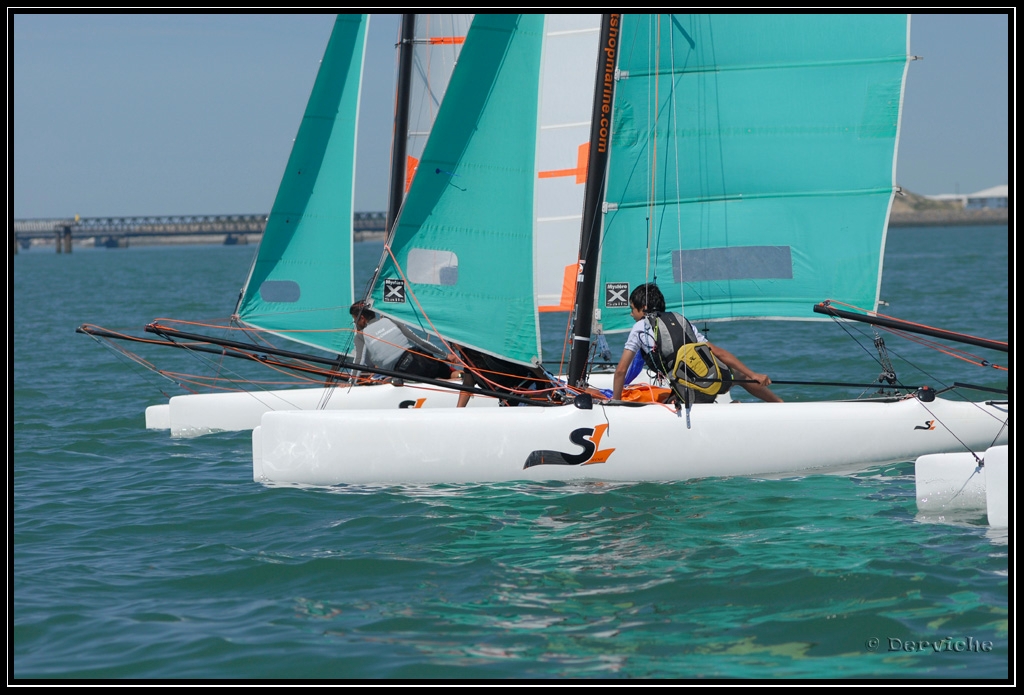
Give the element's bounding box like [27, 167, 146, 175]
[251, 14, 1008, 486]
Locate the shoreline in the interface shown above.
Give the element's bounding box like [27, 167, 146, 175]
[887, 208, 1007, 227]
[16, 213, 1006, 251]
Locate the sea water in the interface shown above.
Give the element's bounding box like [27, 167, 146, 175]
[12, 225, 1010, 679]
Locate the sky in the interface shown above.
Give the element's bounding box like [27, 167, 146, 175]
[11, 12, 1012, 220]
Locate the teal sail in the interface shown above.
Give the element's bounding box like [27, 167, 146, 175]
[596, 14, 910, 333]
[236, 15, 368, 355]
[368, 14, 546, 366]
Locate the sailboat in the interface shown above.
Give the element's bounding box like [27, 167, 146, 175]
[130, 13, 628, 437]
[90, 14, 484, 437]
[250, 13, 1008, 486]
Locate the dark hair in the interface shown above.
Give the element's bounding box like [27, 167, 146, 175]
[349, 301, 376, 321]
[629, 283, 665, 313]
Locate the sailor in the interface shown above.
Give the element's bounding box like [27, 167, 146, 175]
[611, 283, 782, 403]
[453, 344, 552, 407]
[349, 302, 454, 381]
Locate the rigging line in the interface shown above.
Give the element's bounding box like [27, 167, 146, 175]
[669, 18, 685, 315]
[86, 322, 343, 386]
[825, 300, 1009, 351]
[643, 15, 658, 284]
[885, 328, 1008, 371]
[159, 315, 352, 344]
[822, 318, 941, 397]
[158, 331, 346, 384]
[104, 330, 349, 388]
[826, 318, 1011, 437]
[826, 313, 890, 367]
[82, 331, 197, 398]
[841, 317, 1003, 395]
[158, 336, 331, 403]
[122, 345, 295, 395]
[152, 321, 555, 406]
[647, 14, 661, 283]
[987, 421, 1010, 453]
[152, 319, 359, 371]
[906, 397, 994, 465]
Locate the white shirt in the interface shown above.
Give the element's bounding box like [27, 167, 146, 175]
[624, 314, 706, 356]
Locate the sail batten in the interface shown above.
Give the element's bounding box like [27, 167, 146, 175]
[608, 186, 901, 208]
[621, 55, 911, 80]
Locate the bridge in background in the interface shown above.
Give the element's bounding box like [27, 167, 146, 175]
[12, 212, 387, 253]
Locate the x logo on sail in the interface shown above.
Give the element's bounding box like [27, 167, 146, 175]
[605, 282, 629, 308]
[384, 279, 406, 303]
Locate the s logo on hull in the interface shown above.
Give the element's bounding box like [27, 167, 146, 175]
[524, 424, 615, 468]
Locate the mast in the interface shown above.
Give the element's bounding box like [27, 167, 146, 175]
[385, 13, 416, 237]
[567, 13, 622, 387]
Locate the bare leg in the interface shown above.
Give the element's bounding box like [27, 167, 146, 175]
[457, 371, 475, 408]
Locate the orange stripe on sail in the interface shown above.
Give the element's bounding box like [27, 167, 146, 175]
[429, 36, 465, 45]
[538, 263, 578, 313]
[405, 155, 419, 194]
[537, 143, 589, 185]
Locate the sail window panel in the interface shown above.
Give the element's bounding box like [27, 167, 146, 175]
[406, 248, 459, 286]
[258, 280, 302, 303]
[672, 246, 793, 283]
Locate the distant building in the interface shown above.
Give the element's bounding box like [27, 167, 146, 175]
[964, 185, 1008, 210]
[924, 184, 1007, 210]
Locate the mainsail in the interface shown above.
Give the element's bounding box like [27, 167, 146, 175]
[367, 14, 601, 367]
[235, 15, 368, 356]
[593, 14, 911, 334]
[235, 14, 474, 359]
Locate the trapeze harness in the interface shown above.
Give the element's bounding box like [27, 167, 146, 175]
[641, 311, 732, 405]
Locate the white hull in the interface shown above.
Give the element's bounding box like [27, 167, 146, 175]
[252, 396, 1009, 486]
[915, 445, 1009, 528]
[148, 381, 488, 438]
[144, 404, 170, 430]
[144, 372, 649, 437]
